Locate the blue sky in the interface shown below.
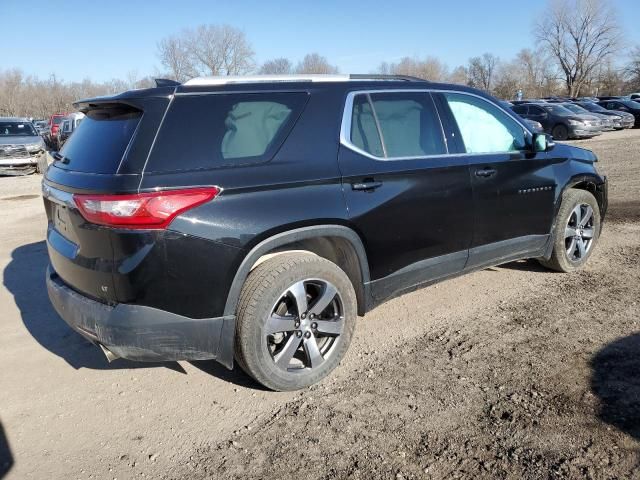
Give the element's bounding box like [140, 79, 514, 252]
[3, 0, 639, 82]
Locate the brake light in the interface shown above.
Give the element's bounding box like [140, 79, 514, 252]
[73, 187, 220, 229]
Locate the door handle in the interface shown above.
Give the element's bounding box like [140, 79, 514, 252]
[351, 181, 383, 191]
[475, 168, 497, 178]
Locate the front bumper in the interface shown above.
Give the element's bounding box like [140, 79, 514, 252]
[569, 126, 600, 138]
[46, 266, 235, 368]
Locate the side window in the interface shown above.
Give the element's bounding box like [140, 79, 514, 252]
[147, 92, 308, 172]
[348, 92, 446, 158]
[350, 95, 383, 157]
[529, 106, 543, 115]
[511, 105, 528, 115]
[444, 92, 526, 153]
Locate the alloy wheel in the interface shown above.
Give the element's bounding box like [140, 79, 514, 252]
[565, 203, 595, 262]
[266, 279, 344, 372]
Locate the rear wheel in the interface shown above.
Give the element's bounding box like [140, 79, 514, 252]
[552, 124, 569, 140]
[539, 189, 600, 272]
[235, 252, 357, 391]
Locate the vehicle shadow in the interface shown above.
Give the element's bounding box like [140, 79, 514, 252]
[591, 333, 640, 441]
[495, 258, 550, 273]
[0, 421, 13, 479]
[190, 361, 267, 391]
[3, 241, 185, 373]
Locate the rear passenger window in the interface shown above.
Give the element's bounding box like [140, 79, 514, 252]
[444, 93, 526, 154]
[148, 92, 308, 172]
[348, 92, 446, 159]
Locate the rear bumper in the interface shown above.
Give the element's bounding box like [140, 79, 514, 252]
[46, 266, 235, 368]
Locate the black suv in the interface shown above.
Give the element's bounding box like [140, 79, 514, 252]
[43, 75, 607, 391]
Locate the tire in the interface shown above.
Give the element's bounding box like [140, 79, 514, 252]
[36, 155, 48, 174]
[538, 189, 601, 272]
[552, 124, 569, 140]
[235, 252, 357, 391]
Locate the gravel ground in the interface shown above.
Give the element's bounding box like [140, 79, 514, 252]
[0, 129, 639, 479]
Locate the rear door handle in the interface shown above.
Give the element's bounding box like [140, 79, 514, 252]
[475, 168, 497, 178]
[351, 181, 383, 191]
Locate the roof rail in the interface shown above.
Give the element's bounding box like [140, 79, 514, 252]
[184, 74, 350, 86]
[348, 74, 426, 82]
[182, 74, 428, 87]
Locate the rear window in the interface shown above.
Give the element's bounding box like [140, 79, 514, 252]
[58, 107, 141, 174]
[146, 92, 308, 172]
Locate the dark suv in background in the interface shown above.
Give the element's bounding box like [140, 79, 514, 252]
[43, 75, 607, 391]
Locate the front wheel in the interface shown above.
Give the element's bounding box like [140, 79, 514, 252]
[552, 124, 569, 140]
[538, 189, 601, 272]
[235, 252, 357, 391]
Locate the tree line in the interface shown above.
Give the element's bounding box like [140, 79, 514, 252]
[1, 0, 639, 120]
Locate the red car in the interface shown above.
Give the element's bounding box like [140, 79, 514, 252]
[48, 113, 67, 139]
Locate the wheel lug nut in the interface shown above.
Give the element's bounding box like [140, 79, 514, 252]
[311, 322, 317, 329]
[294, 321, 300, 328]
[301, 313, 306, 319]
[304, 331, 311, 339]
[296, 331, 302, 338]
[309, 313, 315, 320]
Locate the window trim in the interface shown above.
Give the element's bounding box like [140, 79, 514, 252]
[340, 89, 532, 160]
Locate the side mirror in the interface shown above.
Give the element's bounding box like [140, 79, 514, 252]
[533, 133, 555, 152]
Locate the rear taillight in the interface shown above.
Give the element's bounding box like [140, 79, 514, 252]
[73, 187, 220, 230]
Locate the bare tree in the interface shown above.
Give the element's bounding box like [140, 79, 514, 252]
[295, 53, 338, 74]
[448, 66, 468, 85]
[157, 34, 195, 82]
[158, 24, 255, 78]
[467, 53, 499, 92]
[535, 0, 623, 97]
[624, 46, 640, 91]
[187, 24, 255, 76]
[377, 56, 449, 81]
[259, 58, 293, 74]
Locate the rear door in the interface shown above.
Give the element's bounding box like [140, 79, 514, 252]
[338, 90, 473, 303]
[434, 92, 556, 270]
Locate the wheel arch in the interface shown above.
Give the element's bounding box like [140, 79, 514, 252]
[223, 225, 371, 318]
[543, 174, 607, 260]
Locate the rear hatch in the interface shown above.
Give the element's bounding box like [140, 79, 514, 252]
[43, 88, 173, 303]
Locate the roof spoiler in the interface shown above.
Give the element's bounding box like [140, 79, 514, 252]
[154, 78, 181, 87]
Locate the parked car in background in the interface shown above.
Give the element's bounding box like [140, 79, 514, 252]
[598, 99, 640, 127]
[629, 93, 640, 100]
[56, 112, 85, 150]
[42, 75, 607, 391]
[33, 120, 49, 136]
[575, 101, 634, 129]
[596, 96, 622, 101]
[511, 103, 600, 140]
[0, 117, 48, 175]
[501, 101, 544, 133]
[47, 113, 67, 147]
[560, 103, 613, 131]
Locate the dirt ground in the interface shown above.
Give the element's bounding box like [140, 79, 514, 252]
[0, 129, 639, 479]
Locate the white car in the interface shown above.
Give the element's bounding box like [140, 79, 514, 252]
[0, 117, 48, 175]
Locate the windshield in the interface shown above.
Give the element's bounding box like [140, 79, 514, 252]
[52, 117, 63, 125]
[0, 122, 37, 136]
[579, 102, 607, 113]
[540, 104, 574, 116]
[620, 100, 640, 109]
[562, 104, 589, 115]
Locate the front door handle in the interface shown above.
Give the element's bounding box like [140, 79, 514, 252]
[475, 168, 497, 178]
[351, 181, 383, 191]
